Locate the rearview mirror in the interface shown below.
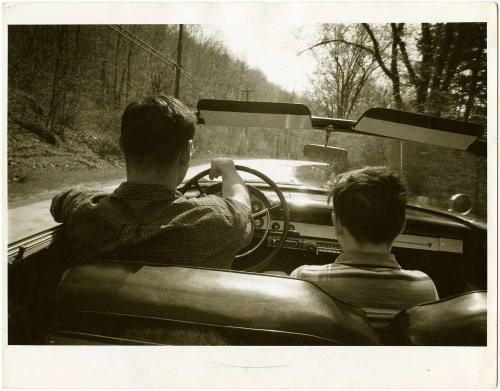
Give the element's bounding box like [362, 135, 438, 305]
[303, 144, 347, 163]
[197, 99, 312, 129]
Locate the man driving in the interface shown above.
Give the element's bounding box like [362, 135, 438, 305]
[290, 166, 438, 330]
[50, 95, 253, 268]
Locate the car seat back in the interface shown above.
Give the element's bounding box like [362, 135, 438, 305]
[383, 291, 487, 345]
[49, 261, 381, 345]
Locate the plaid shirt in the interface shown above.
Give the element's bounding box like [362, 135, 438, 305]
[51, 182, 253, 268]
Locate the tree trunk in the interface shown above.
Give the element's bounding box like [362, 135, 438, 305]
[426, 24, 455, 117]
[416, 23, 433, 112]
[46, 26, 66, 132]
[125, 41, 133, 102]
[463, 28, 486, 121]
[113, 33, 121, 108]
[72, 26, 81, 83]
[99, 59, 107, 105]
[390, 24, 404, 110]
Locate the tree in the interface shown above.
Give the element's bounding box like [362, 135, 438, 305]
[305, 25, 378, 119]
[302, 25, 380, 119]
[8, 24, 298, 140]
[303, 23, 487, 123]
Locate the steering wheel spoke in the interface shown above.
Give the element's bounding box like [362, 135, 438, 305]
[194, 181, 207, 198]
[251, 203, 281, 219]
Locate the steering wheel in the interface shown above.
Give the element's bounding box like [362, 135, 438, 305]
[179, 165, 290, 272]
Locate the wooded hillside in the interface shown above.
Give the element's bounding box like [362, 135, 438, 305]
[8, 25, 296, 175]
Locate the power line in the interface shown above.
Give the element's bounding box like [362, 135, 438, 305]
[112, 25, 178, 69]
[107, 25, 209, 96]
[107, 25, 174, 66]
[113, 25, 207, 94]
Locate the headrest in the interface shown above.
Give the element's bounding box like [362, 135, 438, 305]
[56, 261, 380, 345]
[383, 291, 487, 345]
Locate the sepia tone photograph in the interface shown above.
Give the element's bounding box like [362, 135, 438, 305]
[3, 2, 496, 388]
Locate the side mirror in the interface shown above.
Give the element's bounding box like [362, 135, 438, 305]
[448, 194, 473, 215]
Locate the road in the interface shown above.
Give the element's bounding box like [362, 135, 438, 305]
[8, 182, 120, 243]
[7, 159, 328, 244]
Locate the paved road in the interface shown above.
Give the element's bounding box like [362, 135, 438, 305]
[8, 182, 120, 243]
[8, 159, 328, 244]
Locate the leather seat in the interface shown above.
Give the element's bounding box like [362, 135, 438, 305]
[383, 291, 487, 346]
[49, 261, 380, 345]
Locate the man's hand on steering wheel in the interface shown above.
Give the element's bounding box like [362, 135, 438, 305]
[208, 158, 235, 179]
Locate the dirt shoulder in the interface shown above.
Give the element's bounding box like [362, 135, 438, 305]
[8, 166, 126, 209]
[8, 106, 127, 208]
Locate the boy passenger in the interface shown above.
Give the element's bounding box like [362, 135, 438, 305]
[290, 167, 439, 330]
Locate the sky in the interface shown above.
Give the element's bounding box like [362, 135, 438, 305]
[199, 24, 320, 94]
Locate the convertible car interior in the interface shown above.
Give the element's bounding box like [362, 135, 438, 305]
[7, 100, 488, 346]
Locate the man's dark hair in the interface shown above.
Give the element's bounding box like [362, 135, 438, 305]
[333, 166, 406, 244]
[120, 95, 196, 166]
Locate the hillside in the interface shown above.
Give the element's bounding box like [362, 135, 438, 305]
[8, 25, 298, 204]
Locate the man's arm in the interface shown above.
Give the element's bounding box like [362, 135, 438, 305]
[50, 188, 104, 223]
[205, 158, 253, 251]
[209, 158, 250, 210]
[51, 189, 77, 223]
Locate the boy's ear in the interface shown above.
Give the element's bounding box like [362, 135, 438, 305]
[179, 141, 192, 166]
[333, 214, 344, 235]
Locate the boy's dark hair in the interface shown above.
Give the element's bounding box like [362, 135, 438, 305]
[120, 95, 196, 166]
[333, 166, 406, 244]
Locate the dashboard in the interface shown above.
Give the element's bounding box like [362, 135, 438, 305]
[187, 182, 486, 297]
[248, 188, 466, 256]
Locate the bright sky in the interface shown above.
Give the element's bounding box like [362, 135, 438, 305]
[199, 24, 320, 94]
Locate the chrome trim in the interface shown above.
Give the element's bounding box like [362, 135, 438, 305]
[438, 238, 464, 254]
[7, 225, 63, 264]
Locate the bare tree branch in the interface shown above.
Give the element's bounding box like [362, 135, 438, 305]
[361, 23, 395, 81]
[395, 24, 419, 87]
[297, 39, 375, 56]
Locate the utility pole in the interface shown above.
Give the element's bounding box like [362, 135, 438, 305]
[240, 87, 255, 101]
[174, 24, 184, 99]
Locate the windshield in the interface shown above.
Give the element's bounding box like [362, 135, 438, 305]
[189, 124, 486, 222]
[7, 22, 487, 244]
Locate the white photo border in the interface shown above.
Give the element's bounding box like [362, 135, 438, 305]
[2, 1, 497, 388]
